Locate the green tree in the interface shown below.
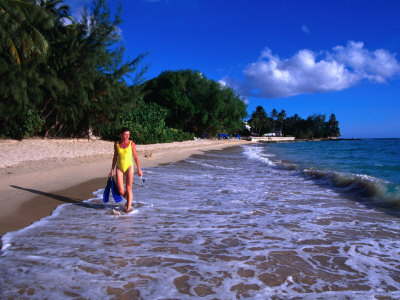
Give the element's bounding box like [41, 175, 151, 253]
[143, 69, 247, 136]
[248, 106, 270, 136]
[0, 0, 147, 138]
[249, 108, 341, 140]
[327, 113, 340, 137]
[0, 0, 52, 64]
[307, 114, 326, 138]
[0, 0, 54, 137]
[43, 0, 147, 137]
[271, 108, 278, 131]
[284, 113, 302, 137]
[277, 109, 287, 133]
[100, 99, 194, 144]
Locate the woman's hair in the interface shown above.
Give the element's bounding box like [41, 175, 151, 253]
[120, 127, 130, 134]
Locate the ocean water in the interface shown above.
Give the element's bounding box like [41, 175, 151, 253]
[1, 141, 400, 299]
[265, 139, 400, 207]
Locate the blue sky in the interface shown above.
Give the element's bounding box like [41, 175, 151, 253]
[67, 0, 400, 138]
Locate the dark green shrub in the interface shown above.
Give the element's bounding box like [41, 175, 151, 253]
[22, 109, 45, 138]
[100, 101, 194, 144]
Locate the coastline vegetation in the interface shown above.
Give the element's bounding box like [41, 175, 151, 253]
[0, 0, 246, 143]
[0, 0, 340, 142]
[248, 106, 340, 139]
[1, 0, 147, 139]
[142, 70, 247, 138]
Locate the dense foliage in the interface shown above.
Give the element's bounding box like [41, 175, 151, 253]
[0, 0, 247, 143]
[143, 70, 248, 137]
[0, 0, 146, 139]
[100, 100, 194, 144]
[248, 106, 340, 138]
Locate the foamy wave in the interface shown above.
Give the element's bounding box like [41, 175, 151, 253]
[185, 159, 240, 170]
[242, 146, 275, 166]
[303, 168, 400, 207]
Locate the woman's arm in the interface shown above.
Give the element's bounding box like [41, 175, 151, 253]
[131, 142, 143, 177]
[109, 143, 118, 177]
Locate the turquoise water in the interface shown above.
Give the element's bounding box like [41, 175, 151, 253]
[264, 139, 400, 205]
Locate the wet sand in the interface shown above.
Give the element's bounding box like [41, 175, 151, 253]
[0, 139, 251, 237]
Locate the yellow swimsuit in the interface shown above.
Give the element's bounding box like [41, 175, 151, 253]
[116, 141, 133, 173]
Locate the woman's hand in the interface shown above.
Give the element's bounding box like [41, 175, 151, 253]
[138, 169, 143, 177]
[108, 169, 114, 178]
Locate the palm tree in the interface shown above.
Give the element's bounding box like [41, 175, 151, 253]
[271, 108, 278, 131]
[0, 0, 52, 64]
[36, 0, 72, 25]
[277, 109, 287, 134]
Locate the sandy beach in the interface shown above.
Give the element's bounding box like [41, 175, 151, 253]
[0, 138, 251, 237]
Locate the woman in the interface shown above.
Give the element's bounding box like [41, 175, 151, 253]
[109, 127, 143, 212]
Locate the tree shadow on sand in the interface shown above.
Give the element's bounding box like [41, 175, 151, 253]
[10, 185, 113, 209]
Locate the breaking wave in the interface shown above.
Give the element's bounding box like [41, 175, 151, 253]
[242, 144, 400, 209]
[242, 145, 276, 166]
[303, 168, 400, 208]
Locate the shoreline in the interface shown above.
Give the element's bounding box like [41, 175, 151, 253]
[0, 139, 251, 239]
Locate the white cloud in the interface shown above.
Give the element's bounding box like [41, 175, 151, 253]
[330, 41, 400, 83]
[223, 41, 400, 98]
[302, 25, 310, 34]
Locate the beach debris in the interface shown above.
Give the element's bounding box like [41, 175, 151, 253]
[144, 151, 152, 158]
[111, 208, 138, 215]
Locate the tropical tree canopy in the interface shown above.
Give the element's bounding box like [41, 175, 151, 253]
[247, 106, 341, 139]
[0, 0, 147, 138]
[142, 69, 248, 137]
[248, 106, 271, 136]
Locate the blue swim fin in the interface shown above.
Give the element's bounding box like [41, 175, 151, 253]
[110, 177, 123, 203]
[103, 178, 111, 203]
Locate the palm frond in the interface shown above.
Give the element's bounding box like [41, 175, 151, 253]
[31, 25, 49, 55]
[5, 36, 21, 64]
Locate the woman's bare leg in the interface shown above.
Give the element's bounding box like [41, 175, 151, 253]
[115, 168, 125, 197]
[124, 166, 134, 212]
